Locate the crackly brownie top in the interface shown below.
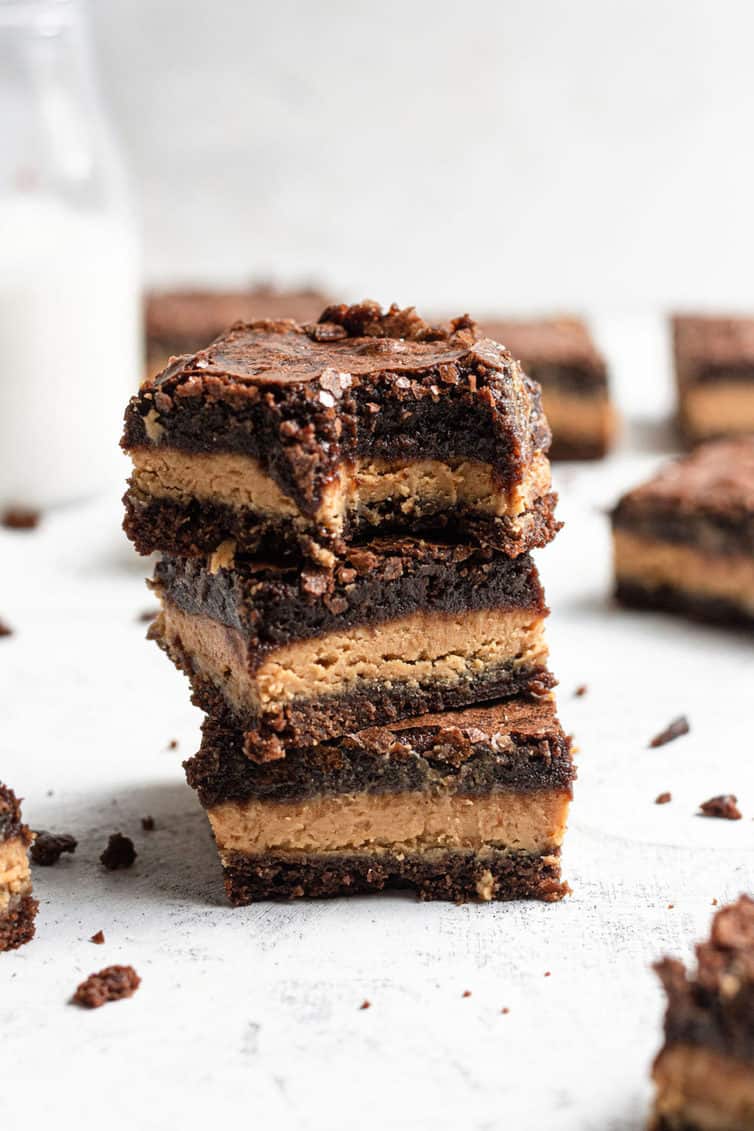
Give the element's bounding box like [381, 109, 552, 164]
[480, 317, 607, 389]
[0, 782, 30, 843]
[613, 439, 754, 521]
[656, 897, 754, 1059]
[145, 285, 329, 349]
[674, 314, 754, 375]
[185, 697, 575, 808]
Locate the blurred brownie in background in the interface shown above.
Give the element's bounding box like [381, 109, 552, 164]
[144, 284, 330, 375]
[674, 314, 754, 445]
[611, 437, 754, 626]
[479, 317, 616, 460]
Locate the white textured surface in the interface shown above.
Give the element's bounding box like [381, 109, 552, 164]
[2, 318, 754, 1131]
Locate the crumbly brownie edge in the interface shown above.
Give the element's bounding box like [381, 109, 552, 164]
[0, 893, 38, 952]
[221, 847, 568, 904]
[614, 580, 754, 628]
[124, 488, 560, 562]
[0, 783, 28, 842]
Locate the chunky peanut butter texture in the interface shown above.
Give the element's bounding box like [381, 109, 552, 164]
[209, 788, 571, 855]
[0, 837, 32, 913]
[653, 1043, 754, 1131]
[682, 383, 754, 439]
[156, 602, 548, 714]
[129, 448, 551, 529]
[613, 529, 754, 611]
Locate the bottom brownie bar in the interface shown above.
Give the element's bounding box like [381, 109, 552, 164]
[651, 896, 754, 1131]
[0, 783, 38, 952]
[185, 696, 574, 905]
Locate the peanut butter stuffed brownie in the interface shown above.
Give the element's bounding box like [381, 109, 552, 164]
[0, 783, 37, 952]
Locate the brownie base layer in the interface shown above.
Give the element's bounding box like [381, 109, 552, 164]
[221, 847, 568, 905]
[123, 488, 559, 562]
[615, 580, 754, 628]
[0, 893, 38, 952]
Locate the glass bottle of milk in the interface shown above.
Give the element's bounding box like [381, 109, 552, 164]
[0, 0, 141, 509]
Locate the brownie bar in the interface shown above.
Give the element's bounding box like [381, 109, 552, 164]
[145, 285, 329, 375]
[0, 783, 38, 952]
[612, 439, 754, 626]
[123, 301, 556, 565]
[651, 897, 754, 1130]
[674, 314, 754, 444]
[479, 317, 616, 460]
[150, 539, 554, 760]
[187, 697, 573, 905]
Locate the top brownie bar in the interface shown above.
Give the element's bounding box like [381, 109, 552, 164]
[123, 301, 557, 566]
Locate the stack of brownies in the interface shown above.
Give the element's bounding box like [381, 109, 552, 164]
[121, 300, 574, 904]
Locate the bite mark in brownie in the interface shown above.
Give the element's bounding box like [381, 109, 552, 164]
[674, 314, 754, 444]
[124, 301, 556, 564]
[612, 439, 754, 625]
[0, 783, 38, 952]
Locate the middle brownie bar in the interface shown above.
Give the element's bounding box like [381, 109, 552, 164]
[150, 538, 554, 761]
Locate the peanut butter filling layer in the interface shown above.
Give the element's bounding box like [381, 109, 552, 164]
[682, 383, 754, 438]
[156, 601, 549, 715]
[0, 837, 32, 914]
[653, 1043, 754, 1131]
[541, 389, 616, 445]
[130, 448, 551, 533]
[613, 529, 754, 612]
[209, 788, 571, 856]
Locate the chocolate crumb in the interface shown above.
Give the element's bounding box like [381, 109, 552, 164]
[100, 833, 137, 870]
[699, 794, 742, 821]
[141, 815, 155, 831]
[166, 739, 179, 751]
[90, 930, 105, 945]
[668, 904, 674, 909]
[2, 507, 40, 530]
[31, 830, 77, 866]
[462, 990, 472, 998]
[359, 1000, 371, 1010]
[655, 792, 672, 805]
[544, 971, 551, 977]
[72, 965, 140, 1008]
[0, 619, 13, 638]
[137, 608, 158, 623]
[501, 1007, 510, 1014]
[649, 716, 690, 748]
[712, 898, 719, 906]
[574, 684, 588, 698]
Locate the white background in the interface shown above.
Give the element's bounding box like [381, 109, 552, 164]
[92, 0, 754, 312]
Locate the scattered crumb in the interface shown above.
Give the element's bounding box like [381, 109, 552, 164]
[166, 739, 179, 751]
[501, 1007, 510, 1014]
[136, 608, 158, 623]
[544, 971, 551, 977]
[90, 930, 105, 945]
[2, 506, 40, 530]
[649, 716, 690, 748]
[699, 794, 742, 821]
[655, 792, 672, 805]
[668, 904, 674, 909]
[31, 831, 77, 866]
[72, 965, 140, 1008]
[359, 1000, 371, 1010]
[0, 619, 13, 638]
[712, 898, 719, 906]
[141, 815, 155, 831]
[573, 684, 588, 698]
[462, 990, 472, 998]
[100, 833, 137, 870]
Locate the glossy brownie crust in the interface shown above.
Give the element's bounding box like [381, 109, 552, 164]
[221, 846, 568, 905]
[185, 698, 575, 808]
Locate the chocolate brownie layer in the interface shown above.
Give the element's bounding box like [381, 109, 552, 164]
[0, 784, 37, 952]
[220, 847, 568, 905]
[651, 897, 754, 1129]
[674, 314, 754, 444]
[480, 317, 616, 460]
[150, 541, 553, 759]
[186, 697, 575, 808]
[124, 301, 555, 564]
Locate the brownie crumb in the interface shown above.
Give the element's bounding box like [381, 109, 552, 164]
[2, 507, 40, 530]
[100, 833, 137, 870]
[649, 716, 690, 748]
[668, 904, 674, 909]
[31, 830, 78, 866]
[72, 965, 140, 1008]
[0, 619, 13, 638]
[136, 608, 158, 623]
[655, 792, 672, 805]
[90, 930, 105, 945]
[140, 815, 155, 831]
[462, 990, 472, 998]
[544, 971, 551, 977]
[166, 739, 179, 751]
[712, 898, 719, 906]
[699, 794, 742, 821]
[359, 1000, 371, 1010]
[501, 1007, 510, 1014]
[574, 684, 588, 698]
